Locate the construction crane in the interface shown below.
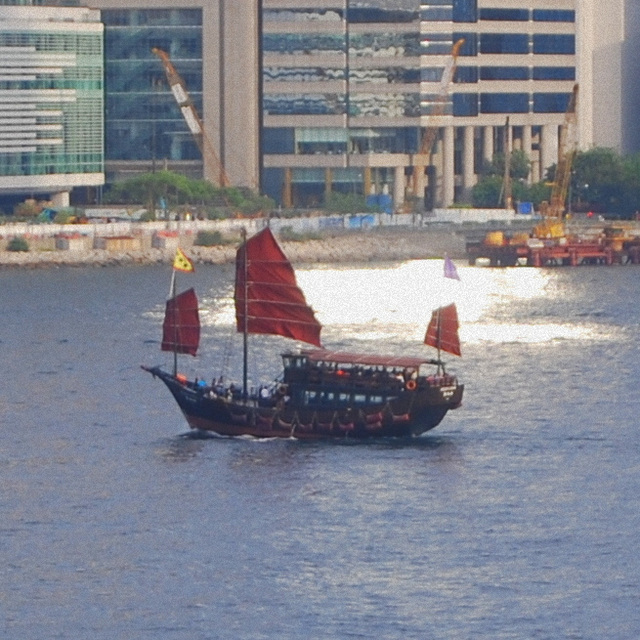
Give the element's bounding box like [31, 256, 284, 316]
[548, 83, 579, 218]
[152, 47, 231, 188]
[410, 38, 465, 200]
[535, 83, 579, 238]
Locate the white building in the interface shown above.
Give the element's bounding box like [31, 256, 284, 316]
[0, 4, 104, 207]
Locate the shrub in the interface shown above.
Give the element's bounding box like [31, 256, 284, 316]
[194, 230, 224, 246]
[7, 237, 29, 252]
[278, 226, 321, 242]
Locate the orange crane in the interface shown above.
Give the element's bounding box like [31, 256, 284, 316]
[411, 38, 464, 198]
[152, 47, 231, 188]
[548, 83, 579, 219]
[535, 83, 579, 238]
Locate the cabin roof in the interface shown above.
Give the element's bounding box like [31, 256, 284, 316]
[298, 349, 438, 369]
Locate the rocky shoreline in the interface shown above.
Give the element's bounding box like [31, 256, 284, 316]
[0, 227, 468, 269]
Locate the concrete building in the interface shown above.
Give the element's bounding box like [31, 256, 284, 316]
[580, 0, 640, 154]
[261, 0, 640, 210]
[0, 2, 104, 208]
[88, 0, 260, 191]
[261, 0, 580, 209]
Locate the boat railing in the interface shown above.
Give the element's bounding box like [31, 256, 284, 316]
[426, 374, 457, 387]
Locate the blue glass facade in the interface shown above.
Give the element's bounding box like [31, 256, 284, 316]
[102, 9, 203, 165]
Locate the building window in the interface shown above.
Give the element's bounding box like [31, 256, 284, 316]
[421, 7, 453, 22]
[533, 93, 572, 113]
[350, 67, 420, 84]
[263, 33, 346, 55]
[295, 128, 348, 155]
[479, 9, 528, 21]
[264, 9, 344, 23]
[453, 32, 478, 55]
[480, 66, 529, 80]
[350, 32, 421, 57]
[532, 35, 575, 55]
[348, 6, 419, 24]
[533, 10, 575, 22]
[263, 94, 346, 116]
[480, 33, 528, 54]
[350, 93, 421, 118]
[480, 93, 529, 113]
[263, 128, 295, 154]
[453, 0, 477, 23]
[455, 66, 478, 83]
[532, 67, 575, 81]
[421, 93, 453, 116]
[264, 67, 346, 82]
[453, 93, 478, 116]
[421, 33, 454, 55]
[349, 128, 419, 154]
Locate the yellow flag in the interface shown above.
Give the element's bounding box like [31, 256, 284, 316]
[173, 247, 194, 272]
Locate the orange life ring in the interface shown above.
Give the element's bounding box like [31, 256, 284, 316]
[405, 379, 417, 391]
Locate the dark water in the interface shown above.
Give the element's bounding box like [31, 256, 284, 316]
[1, 262, 639, 639]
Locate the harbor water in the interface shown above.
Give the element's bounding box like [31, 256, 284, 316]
[1, 261, 639, 639]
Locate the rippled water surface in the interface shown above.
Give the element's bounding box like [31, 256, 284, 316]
[1, 261, 639, 639]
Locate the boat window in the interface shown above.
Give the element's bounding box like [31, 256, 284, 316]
[370, 395, 383, 404]
[339, 393, 350, 402]
[354, 394, 366, 404]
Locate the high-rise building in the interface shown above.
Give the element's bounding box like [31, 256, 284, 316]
[262, 1, 581, 209]
[0, 3, 104, 208]
[89, 0, 260, 191]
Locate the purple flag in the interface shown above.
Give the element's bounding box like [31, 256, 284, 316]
[444, 254, 460, 280]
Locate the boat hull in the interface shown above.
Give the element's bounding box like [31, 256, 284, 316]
[144, 366, 463, 440]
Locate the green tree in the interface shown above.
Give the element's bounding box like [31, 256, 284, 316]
[571, 148, 624, 214]
[471, 176, 503, 207]
[325, 192, 372, 213]
[528, 181, 552, 208]
[103, 171, 274, 219]
[620, 153, 640, 217]
[486, 150, 531, 181]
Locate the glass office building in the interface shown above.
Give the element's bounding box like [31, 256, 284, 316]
[262, 0, 577, 210]
[92, 0, 260, 191]
[101, 8, 203, 180]
[0, 4, 104, 206]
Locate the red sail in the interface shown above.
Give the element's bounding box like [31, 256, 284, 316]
[162, 287, 200, 356]
[424, 303, 461, 357]
[235, 227, 322, 347]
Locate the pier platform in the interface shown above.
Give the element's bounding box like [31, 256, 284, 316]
[466, 238, 640, 267]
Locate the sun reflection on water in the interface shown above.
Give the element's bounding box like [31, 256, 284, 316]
[201, 259, 603, 347]
[297, 260, 600, 345]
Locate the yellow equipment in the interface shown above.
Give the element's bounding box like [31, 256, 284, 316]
[534, 84, 579, 238]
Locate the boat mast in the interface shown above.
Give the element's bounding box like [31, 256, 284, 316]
[435, 307, 442, 367]
[241, 227, 248, 399]
[169, 268, 178, 376]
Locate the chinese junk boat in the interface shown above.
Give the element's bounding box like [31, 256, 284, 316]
[143, 228, 463, 439]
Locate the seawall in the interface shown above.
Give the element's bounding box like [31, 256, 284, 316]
[0, 224, 468, 269]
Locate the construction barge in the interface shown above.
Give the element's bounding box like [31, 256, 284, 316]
[466, 224, 640, 267]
